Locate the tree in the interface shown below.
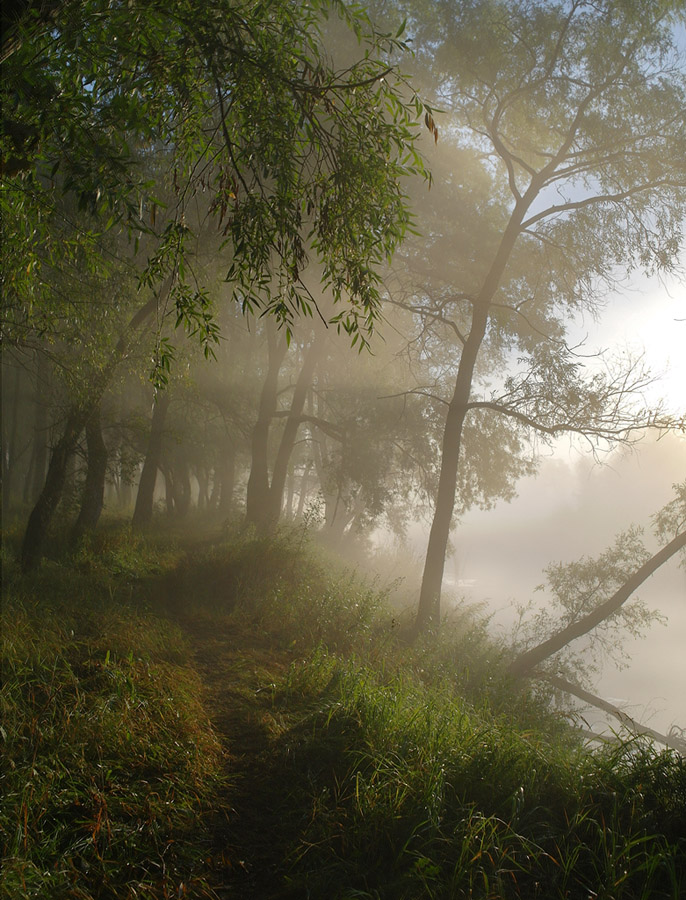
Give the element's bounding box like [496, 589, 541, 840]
[3, 0, 432, 566]
[503, 482, 686, 749]
[508, 481, 686, 678]
[398, 0, 686, 634]
[1, 0, 428, 354]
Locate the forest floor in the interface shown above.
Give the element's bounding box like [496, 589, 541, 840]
[180, 613, 304, 899]
[4, 526, 685, 900]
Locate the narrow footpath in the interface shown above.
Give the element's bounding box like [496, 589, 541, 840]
[181, 616, 305, 899]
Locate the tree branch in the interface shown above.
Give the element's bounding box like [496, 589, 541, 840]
[546, 673, 686, 755]
[508, 530, 686, 679]
[521, 179, 683, 230]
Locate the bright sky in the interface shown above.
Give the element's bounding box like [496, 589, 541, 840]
[585, 270, 686, 415]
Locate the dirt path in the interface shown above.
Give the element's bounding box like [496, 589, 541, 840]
[181, 617, 304, 899]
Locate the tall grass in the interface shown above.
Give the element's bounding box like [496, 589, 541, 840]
[2, 523, 684, 899]
[273, 652, 686, 899]
[0, 531, 224, 900]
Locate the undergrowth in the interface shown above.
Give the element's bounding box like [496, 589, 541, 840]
[272, 652, 685, 898]
[2, 521, 684, 899]
[0, 529, 224, 899]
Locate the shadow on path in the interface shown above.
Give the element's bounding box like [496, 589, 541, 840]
[181, 617, 306, 899]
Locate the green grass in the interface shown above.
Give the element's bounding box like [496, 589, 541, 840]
[270, 652, 685, 898]
[0, 531, 224, 899]
[2, 521, 684, 899]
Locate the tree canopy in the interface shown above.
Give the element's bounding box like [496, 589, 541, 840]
[1, 0, 428, 352]
[393, 0, 686, 633]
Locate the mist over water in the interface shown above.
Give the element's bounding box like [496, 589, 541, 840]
[445, 434, 686, 735]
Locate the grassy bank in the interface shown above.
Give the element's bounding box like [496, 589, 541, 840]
[1, 523, 684, 898]
[0, 528, 224, 899]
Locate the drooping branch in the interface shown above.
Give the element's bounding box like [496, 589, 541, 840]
[547, 673, 686, 755]
[508, 530, 686, 679]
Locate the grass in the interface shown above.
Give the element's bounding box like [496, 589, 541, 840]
[271, 652, 685, 898]
[0, 529, 224, 899]
[1, 520, 684, 898]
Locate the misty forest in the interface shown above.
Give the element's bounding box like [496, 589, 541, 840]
[2, 0, 686, 897]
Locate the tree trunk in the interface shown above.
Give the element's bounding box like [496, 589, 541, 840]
[218, 440, 236, 515]
[131, 391, 170, 530]
[2, 365, 21, 514]
[508, 530, 686, 679]
[295, 459, 313, 519]
[414, 191, 536, 636]
[265, 337, 322, 529]
[245, 323, 287, 531]
[415, 304, 489, 634]
[71, 402, 108, 542]
[20, 408, 87, 570]
[162, 465, 175, 516]
[172, 454, 191, 518]
[285, 463, 295, 520]
[197, 466, 209, 511]
[24, 388, 48, 505]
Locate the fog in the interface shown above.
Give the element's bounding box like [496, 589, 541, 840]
[4, 0, 685, 754]
[448, 435, 686, 735]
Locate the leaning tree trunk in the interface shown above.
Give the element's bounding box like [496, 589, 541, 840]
[20, 407, 88, 570]
[507, 529, 686, 679]
[131, 391, 170, 530]
[71, 401, 108, 543]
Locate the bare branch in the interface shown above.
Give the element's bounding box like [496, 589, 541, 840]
[546, 674, 686, 755]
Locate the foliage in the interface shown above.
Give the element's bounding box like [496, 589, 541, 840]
[1, 0, 429, 358]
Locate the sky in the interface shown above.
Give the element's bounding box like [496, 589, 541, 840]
[585, 269, 686, 414]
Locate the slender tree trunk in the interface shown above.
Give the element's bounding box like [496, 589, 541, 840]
[414, 192, 535, 636]
[508, 530, 686, 678]
[2, 366, 21, 514]
[173, 454, 191, 518]
[162, 465, 175, 516]
[197, 466, 209, 511]
[295, 459, 313, 519]
[131, 391, 170, 530]
[24, 390, 48, 505]
[285, 463, 295, 520]
[265, 337, 322, 529]
[20, 408, 87, 570]
[218, 440, 236, 515]
[415, 305, 489, 633]
[24, 353, 49, 505]
[245, 323, 287, 530]
[71, 401, 108, 542]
